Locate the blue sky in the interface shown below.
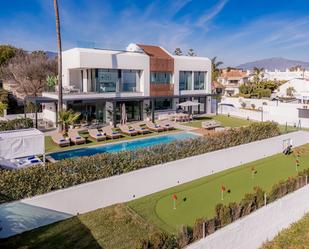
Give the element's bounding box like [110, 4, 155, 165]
[1, 0, 309, 66]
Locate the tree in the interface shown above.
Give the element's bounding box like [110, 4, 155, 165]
[54, 0, 63, 131]
[286, 86, 295, 97]
[2, 51, 57, 98]
[252, 67, 264, 83]
[173, 48, 183, 56]
[187, 48, 195, 56]
[211, 56, 223, 82]
[0, 45, 16, 66]
[58, 109, 80, 131]
[46, 75, 58, 90]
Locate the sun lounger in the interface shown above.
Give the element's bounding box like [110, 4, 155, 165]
[202, 120, 221, 130]
[102, 126, 121, 139]
[88, 129, 106, 141]
[118, 124, 138, 136]
[145, 121, 164, 132]
[130, 123, 150, 134]
[158, 120, 175, 131]
[51, 132, 70, 147]
[68, 129, 86, 145]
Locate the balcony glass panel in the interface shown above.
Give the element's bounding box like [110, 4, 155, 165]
[194, 71, 206, 90]
[179, 71, 192, 90]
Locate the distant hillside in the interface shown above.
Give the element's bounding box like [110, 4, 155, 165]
[45, 51, 57, 59]
[237, 57, 309, 71]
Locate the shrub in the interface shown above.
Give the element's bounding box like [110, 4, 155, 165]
[149, 231, 168, 249]
[0, 118, 33, 131]
[0, 122, 280, 202]
[251, 103, 256, 109]
[241, 102, 246, 108]
[177, 225, 192, 248]
[192, 218, 207, 241]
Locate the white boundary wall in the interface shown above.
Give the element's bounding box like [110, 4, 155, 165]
[20, 131, 309, 215]
[220, 97, 309, 127]
[187, 184, 309, 249]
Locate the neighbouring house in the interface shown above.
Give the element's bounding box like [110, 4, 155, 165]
[277, 78, 309, 103]
[31, 44, 214, 127]
[263, 68, 309, 81]
[218, 68, 249, 96]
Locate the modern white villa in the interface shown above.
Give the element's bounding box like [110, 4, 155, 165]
[28, 43, 214, 127]
[263, 68, 309, 81]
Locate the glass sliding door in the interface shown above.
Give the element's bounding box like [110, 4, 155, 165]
[96, 69, 120, 92]
[179, 71, 192, 90]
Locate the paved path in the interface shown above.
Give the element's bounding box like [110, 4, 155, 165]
[1, 131, 309, 238]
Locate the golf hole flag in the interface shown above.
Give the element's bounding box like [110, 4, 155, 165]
[172, 193, 177, 209]
[221, 185, 226, 200]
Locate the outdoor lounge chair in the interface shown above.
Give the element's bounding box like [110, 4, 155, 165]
[202, 120, 221, 130]
[68, 129, 86, 145]
[102, 126, 121, 139]
[131, 123, 150, 134]
[158, 120, 175, 131]
[88, 129, 106, 142]
[118, 124, 138, 136]
[145, 121, 165, 132]
[51, 132, 70, 147]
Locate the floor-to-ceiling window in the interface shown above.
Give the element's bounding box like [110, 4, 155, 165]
[153, 98, 173, 110]
[194, 71, 206, 90]
[179, 71, 192, 90]
[116, 101, 141, 123]
[67, 100, 106, 124]
[122, 70, 138, 92]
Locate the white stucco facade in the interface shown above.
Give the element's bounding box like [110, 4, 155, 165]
[263, 69, 309, 81]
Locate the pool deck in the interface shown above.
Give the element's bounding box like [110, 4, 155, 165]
[1, 131, 309, 238]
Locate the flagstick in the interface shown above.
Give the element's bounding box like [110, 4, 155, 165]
[221, 191, 224, 201]
[173, 199, 176, 209]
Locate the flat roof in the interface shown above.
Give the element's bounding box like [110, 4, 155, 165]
[0, 128, 43, 139]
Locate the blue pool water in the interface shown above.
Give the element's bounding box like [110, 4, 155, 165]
[50, 132, 198, 160]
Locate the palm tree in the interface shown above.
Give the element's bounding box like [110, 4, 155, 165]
[211, 56, 223, 82]
[252, 67, 264, 83]
[53, 0, 63, 131]
[58, 109, 81, 132]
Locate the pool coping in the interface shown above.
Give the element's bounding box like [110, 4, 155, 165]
[48, 130, 202, 161]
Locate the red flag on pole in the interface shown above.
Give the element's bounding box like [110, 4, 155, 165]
[221, 185, 226, 192]
[172, 193, 177, 200]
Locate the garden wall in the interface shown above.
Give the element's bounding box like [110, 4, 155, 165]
[187, 184, 309, 249]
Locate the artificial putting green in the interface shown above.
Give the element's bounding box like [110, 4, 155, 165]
[128, 145, 309, 233]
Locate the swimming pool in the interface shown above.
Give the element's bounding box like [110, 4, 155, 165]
[50, 132, 199, 161]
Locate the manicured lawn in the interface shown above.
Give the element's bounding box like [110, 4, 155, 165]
[128, 144, 309, 233]
[0, 204, 159, 249]
[261, 213, 309, 249]
[183, 114, 300, 134]
[183, 115, 253, 128]
[45, 129, 178, 153]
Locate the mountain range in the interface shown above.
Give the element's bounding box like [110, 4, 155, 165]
[237, 57, 309, 71]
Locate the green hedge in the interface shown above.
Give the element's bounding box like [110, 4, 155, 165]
[0, 122, 280, 202]
[0, 118, 33, 131]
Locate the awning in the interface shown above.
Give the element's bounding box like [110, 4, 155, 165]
[0, 128, 45, 159]
[177, 100, 200, 107]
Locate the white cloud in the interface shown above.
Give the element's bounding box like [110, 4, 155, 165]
[196, 0, 228, 27]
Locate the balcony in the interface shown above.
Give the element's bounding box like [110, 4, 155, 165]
[150, 84, 174, 97]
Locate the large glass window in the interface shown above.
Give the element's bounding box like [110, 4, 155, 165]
[122, 70, 137, 92]
[179, 71, 192, 90]
[96, 69, 119, 92]
[154, 98, 173, 110]
[150, 72, 172, 84]
[194, 71, 206, 90]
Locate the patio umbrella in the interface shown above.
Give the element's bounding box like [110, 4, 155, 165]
[177, 100, 200, 115]
[121, 103, 127, 125]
